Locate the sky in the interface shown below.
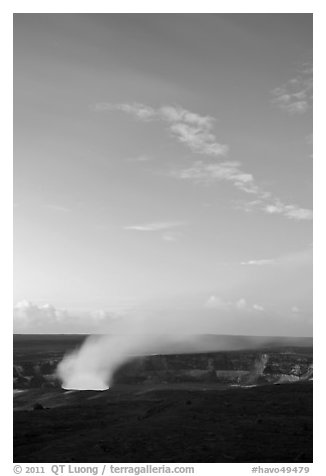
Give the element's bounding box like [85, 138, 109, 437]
[13, 13, 312, 335]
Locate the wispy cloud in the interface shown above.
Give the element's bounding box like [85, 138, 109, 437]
[172, 160, 260, 194]
[271, 63, 313, 115]
[239, 246, 312, 269]
[94, 102, 157, 121]
[124, 221, 185, 232]
[94, 102, 228, 158]
[240, 259, 275, 266]
[235, 196, 312, 221]
[96, 102, 312, 221]
[174, 161, 312, 221]
[167, 120, 228, 157]
[263, 201, 313, 220]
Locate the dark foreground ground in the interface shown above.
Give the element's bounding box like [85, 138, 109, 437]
[13, 334, 313, 463]
[14, 382, 312, 463]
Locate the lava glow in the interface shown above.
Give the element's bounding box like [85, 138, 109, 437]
[61, 374, 109, 391]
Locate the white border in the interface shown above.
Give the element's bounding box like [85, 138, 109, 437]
[2, 4, 323, 474]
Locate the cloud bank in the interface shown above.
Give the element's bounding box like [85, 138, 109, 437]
[204, 295, 264, 313]
[13, 300, 121, 334]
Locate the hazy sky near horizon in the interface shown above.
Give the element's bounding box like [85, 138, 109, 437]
[14, 14, 312, 335]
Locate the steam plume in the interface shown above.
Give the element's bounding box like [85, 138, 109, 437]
[56, 317, 189, 390]
[57, 333, 164, 390]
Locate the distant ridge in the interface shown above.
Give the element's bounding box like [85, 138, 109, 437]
[13, 333, 312, 357]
